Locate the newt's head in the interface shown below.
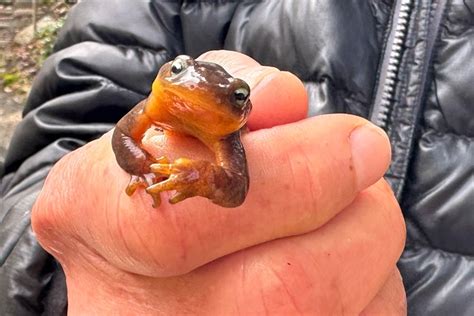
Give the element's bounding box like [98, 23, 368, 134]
[149, 55, 252, 141]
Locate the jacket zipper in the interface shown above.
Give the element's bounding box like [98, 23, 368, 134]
[370, 0, 449, 197]
[370, 0, 413, 128]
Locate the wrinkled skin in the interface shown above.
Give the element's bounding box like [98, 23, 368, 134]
[32, 51, 406, 315]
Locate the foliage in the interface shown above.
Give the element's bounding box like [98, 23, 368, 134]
[35, 17, 64, 64]
[1, 72, 20, 87]
[1, 3, 69, 99]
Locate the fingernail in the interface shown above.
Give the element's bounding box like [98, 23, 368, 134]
[350, 124, 391, 190]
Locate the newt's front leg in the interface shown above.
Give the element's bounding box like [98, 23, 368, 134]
[146, 132, 249, 207]
[112, 99, 164, 206]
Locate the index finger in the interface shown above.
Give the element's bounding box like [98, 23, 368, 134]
[137, 113, 391, 276]
[198, 50, 308, 130]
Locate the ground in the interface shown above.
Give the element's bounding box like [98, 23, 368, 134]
[0, 1, 71, 170]
[0, 91, 21, 169]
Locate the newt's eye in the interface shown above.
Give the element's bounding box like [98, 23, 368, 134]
[170, 58, 188, 76]
[234, 86, 250, 108]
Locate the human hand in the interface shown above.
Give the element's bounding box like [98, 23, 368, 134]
[32, 50, 406, 315]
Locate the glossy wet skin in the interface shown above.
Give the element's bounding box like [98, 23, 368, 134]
[112, 55, 252, 207]
[148, 56, 251, 143]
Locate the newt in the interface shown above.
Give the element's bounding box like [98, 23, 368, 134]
[112, 55, 252, 208]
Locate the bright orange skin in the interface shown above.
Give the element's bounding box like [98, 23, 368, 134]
[112, 55, 252, 207]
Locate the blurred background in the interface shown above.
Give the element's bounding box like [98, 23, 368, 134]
[0, 0, 74, 168]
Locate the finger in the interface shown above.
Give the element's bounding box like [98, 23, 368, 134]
[198, 50, 308, 130]
[120, 180, 406, 315]
[217, 180, 405, 314]
[229, 180, 406, 315]
[125, 114, 390, 276]
[361, 269, 407, 316]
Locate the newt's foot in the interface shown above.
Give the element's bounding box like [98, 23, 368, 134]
[147, 158, 210, 204]
[125, 173, 163, 207]
[125, 156, 171, 207]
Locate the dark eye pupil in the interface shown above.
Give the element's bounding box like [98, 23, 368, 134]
[235, 92, 247, 101]
[234, 87, 249, 105]
[171, 63, 182, 75]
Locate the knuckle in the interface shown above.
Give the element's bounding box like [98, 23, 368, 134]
[364, 180, 406, 254]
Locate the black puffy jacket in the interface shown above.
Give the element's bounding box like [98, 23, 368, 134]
[1, 0, 473, 315]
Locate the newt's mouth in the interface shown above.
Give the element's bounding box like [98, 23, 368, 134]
[150, 82, 245, 134]
[157, 81, 240, 113]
